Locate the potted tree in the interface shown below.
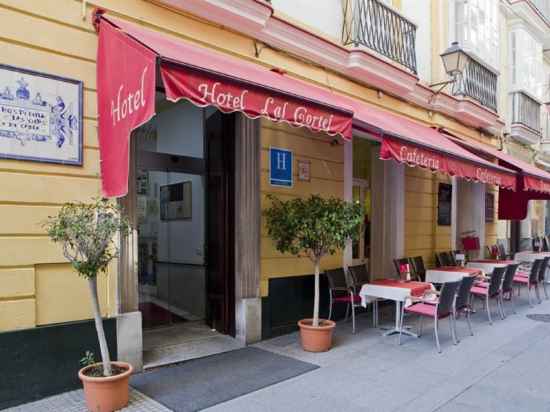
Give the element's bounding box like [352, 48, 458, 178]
[264, 194, 362, 352]
[45, 199, 131, 412]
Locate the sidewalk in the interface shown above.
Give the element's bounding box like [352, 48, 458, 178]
[8, 294, 550, 412]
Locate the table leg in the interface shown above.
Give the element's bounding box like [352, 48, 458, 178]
[382, 300, 418, 338]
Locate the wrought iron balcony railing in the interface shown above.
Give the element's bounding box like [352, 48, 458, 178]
[511, 91, 542, 132]
[342, 0, 417, 74]
[452, 56, 498, 112]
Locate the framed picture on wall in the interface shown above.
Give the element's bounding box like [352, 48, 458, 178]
[437, 183, 452, 226]
[160, 181, 192, 220]
[485, 192, 495, 223]
[0, 64, 83, 165]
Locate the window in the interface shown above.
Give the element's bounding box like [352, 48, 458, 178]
[455, 0, 499, 68]
[510, 29, 543, 99]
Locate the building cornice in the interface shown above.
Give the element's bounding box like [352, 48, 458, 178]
[149, 0, 504, 134]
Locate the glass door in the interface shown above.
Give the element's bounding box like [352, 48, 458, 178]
[352, 179, 371, 267]
[137, 167, 206, 329]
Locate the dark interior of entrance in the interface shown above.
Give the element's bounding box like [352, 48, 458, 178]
[133, 98, 235, 344]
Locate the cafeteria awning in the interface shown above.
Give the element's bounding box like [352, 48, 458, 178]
[350, 103, 517, 190]
[441, 131, 550, 219]
[95, 12, 354, 197]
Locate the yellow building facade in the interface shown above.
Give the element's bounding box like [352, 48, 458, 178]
[2, 0, 539, 406]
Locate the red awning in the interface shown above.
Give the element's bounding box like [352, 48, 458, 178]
[350, 103, 517, 190]
[443, 132, 550, 194]
[95, 13, 353, 197]
[440, 131, 550, 219]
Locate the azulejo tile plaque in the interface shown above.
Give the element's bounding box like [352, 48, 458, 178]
[0, 64, 83, 165]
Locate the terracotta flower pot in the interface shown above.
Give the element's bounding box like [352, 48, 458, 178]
[78, 361, 133, 412]
[298, 318, 336, 352]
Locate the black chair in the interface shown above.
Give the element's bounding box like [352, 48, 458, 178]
[454, 276, 476, 339]
[448, 251, 458, 266]
[348, 264, 377, 327]
[514, 259, 542, 307]
[501, 264, 519, 316]
[326, 268, 357, 332]
[404, 280, 461, 353]
[470, 266, 506, 324]
[542, 237, 550, 252]
[411, 256, 426, 282]
[538, 257, 550, 301]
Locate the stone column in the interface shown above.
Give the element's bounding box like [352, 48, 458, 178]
[234, 114, 262, 344]
[370, 148, 405, 278]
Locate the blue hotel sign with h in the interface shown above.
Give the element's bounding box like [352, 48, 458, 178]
[270, 147, 292, 187]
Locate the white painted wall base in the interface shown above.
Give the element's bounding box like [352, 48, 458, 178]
[116, 311, 143, 372]
[235, 297, 262, 345]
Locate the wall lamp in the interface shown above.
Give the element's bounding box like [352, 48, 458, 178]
[430, 42, 470, 99]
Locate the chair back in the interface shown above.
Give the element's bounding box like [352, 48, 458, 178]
[348, 264, 370, 287]
[488, 266, 505, 297]
[502, 264, 519, 293]
[437, 281, 461, 316]
[543, 237, 550, 252]
[435, 253, 443, 268]
[530, 259, 543, 284]
[497, 243, 507, 260]
[325, 268, 348, 290]
[412, 256, 426, 281]
[538, 257, 550, 282]
[455, 276, 475, 310]
[448, 251, 458, 266]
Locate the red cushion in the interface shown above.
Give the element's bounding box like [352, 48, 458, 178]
[516, 271, 529, 277]
[474, 281, 489, 288]
[470, 286, 489, 296]
[513, 276, 529, 284]
[333, 295, 361, 303]
[404, 303, 436, 317]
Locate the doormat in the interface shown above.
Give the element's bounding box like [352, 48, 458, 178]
[526, 314, 550, 323]
[131, 346, 318, 412]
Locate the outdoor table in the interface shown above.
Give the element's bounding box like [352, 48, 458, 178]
[514, 251, 550, 263]
[466, 259, 513, 275]
[425, 266, 482, 283]
[359, 279, 432, 338]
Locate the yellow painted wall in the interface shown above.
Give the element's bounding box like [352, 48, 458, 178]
[404, 167, 452, 268]
[260, 120, 344, 297]
[0, 0, 113, 332]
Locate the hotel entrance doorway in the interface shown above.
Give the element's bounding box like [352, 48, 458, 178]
[132, 100, 239, 367]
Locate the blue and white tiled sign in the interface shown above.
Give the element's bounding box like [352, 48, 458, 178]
[0, 64, 83, 165]
[270, 147, 292, 187]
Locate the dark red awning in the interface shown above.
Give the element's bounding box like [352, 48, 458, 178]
[441, 131, 550, 219]
[350, 103, 517, 190]
[95, 14, 353, 197]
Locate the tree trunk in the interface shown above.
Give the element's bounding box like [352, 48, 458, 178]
[88, 277, 112, 376]
[312, 257, 321, 327]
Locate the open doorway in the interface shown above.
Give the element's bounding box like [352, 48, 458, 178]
[131, 98, 241, 368]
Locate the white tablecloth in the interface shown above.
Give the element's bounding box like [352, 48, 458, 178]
[425, 269, 468, 283]
[514, 252, 550, 263]
[359, 283, 434, 308]
[466, 261, 509, 274]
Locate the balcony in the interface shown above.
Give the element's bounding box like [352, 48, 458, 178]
[342, 0, 417, 74]
[510, 91, 542, 145]
[451, 55, 498, 113]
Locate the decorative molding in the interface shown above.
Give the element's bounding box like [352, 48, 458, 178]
[511, 123, 542, 146]
[151, 0, 503, 134]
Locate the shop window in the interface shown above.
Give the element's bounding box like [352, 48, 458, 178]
[352, 139, 372, 265]
[437, 183, 452, 226]
[485, 192, 495, 223]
